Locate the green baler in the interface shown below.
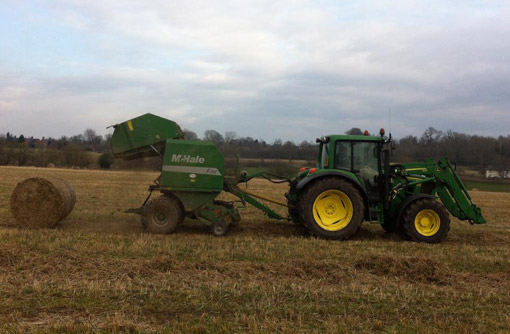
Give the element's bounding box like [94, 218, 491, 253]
[111, 114, 486, 243]
[110, 113, 286, 236]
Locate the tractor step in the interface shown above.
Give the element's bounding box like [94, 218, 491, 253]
[368, 206, 383, 222]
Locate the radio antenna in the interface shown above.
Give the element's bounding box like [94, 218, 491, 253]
[388, 107, 392, 135]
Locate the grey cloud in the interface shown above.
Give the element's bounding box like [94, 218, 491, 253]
[1, 0, 509, 142]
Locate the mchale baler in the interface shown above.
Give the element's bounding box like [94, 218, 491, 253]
[111, 113, 486, 243]
[110, 113, 288, 237]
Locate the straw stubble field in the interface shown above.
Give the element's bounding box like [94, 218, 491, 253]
[0, 166, 509, 333]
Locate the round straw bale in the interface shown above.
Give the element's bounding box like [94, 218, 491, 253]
[10, 177, 76, 228]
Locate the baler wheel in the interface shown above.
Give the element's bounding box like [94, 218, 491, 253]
[401, 199, 450, 243]
[211, 220, 228, 237]
[142, 195, 183, 234]
[299, 178, 364, 240]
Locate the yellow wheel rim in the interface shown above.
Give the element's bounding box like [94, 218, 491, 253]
[414, 209, 440, 236]
[312, 190, 353, 231]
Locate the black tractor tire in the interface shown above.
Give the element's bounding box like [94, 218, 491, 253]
[288, 203, 303, 225]
[142, 195, 184, 234]
[381, 214, 398, 233]
[400, 198, 450, 243]
[299, 178, 364, 240]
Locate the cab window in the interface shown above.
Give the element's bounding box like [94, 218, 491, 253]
[334, 142, 351, 170]
[352, 142, 378, 171]
[320, 143, 330, 168]
[334, 141, 378, 171]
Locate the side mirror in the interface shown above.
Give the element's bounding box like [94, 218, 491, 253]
[239, 170, 249, 182]
[316, 136, 330, 144]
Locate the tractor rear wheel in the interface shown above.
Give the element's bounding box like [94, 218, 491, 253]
[299, 178, 364, 240]
[401, 199, 450, 243]
[142, 195, 184, 234]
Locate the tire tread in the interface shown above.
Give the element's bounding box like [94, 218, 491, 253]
[298, 178, 364, 240]
[401, 199, 450, 243]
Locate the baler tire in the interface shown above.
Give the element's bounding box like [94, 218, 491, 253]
[299, 178, 364, 240]
[142, 195, 183, 234]
[211, 220, 228, 237]
[400, 199, 450, 243]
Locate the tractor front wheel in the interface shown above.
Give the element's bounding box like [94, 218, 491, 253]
[401, 199, 450, 243]
[142, 195, 184, 234]
[299, 178, 364, 240]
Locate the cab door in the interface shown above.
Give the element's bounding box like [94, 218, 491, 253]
[334, 141, 380, 201]
[352, 141, 380, 200]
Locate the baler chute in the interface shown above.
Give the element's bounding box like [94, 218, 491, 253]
[110, 113, 184, 160]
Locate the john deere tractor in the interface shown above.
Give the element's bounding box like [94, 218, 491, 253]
[286, 130, 486, 243]
[111, 114, 486, 243]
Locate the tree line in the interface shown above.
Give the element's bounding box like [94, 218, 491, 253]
[393, 127, 510, 171]
[0, 126, 509, 172]
[0, 129, 111, 169]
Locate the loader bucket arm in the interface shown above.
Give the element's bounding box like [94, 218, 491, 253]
[405, 159, 487, 224]
[110, 113, 184, 160]
[433, 159, 487, 224]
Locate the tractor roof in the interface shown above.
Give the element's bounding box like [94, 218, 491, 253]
[325, 134, 385, 142]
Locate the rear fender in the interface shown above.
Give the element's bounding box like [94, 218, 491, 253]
[296, 171, 362, 191]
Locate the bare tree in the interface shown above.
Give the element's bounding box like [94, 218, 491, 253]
[203, 130, 224, 144]
[420, 127, 443, 144]
[83, 128, 103, 151]
[183, 129, 198, 140]
[224, 131, 237, 144]
[345, 127, 364, 135]
[16, 147, 28, 166]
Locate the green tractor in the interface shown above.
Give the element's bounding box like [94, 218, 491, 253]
[110, 114, 486, 243]
[286, 130, 486, 243]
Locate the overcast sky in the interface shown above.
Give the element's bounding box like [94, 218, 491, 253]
[1, 0, 509, 142]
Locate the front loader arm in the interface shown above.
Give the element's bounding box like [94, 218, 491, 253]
[403, 159, 487, 224]
[433, 159, 486, 224]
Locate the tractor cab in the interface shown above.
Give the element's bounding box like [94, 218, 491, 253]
[316, 132, 388, 202]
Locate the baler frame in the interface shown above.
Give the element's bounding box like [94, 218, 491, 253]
[110, 113, 291, 236]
